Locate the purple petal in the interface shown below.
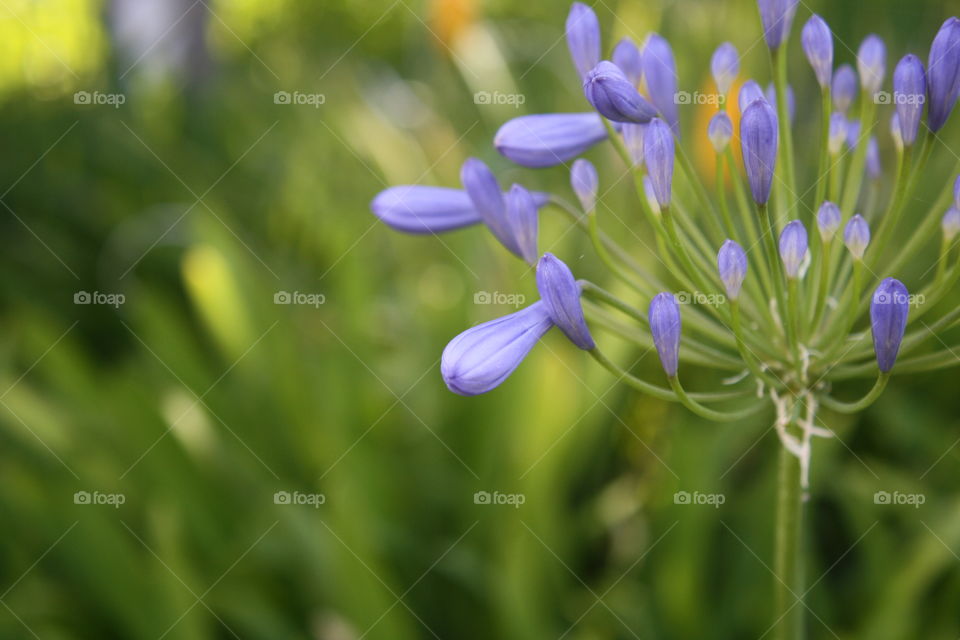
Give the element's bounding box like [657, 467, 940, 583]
[778, 220, 808, 278]
[926, 17, 960, 132]
[643, 118, 674, 208]
[757, 0, 799, 50]
[570, 159, 599, 212]
[832, 64, 858, 113]
[583, 61, 657, 124]
[566, 2, 602, 81]
[870, 278, 909, 373]
[649, 292, 681, 377]
[844, 214, 871, 260]
[717, 240, 748, 300]
[893, 54, 926, 146]
[612, 37, 643, 86]
[536, 253, 595, 349]
[642, 34, 680, 133]
[504, 184, 539, 264]
[857, 35, 886, 94]
[802, 14, 833, 88]
[495, 113, 609, 168]
[740, 99, 779, 205]
[738, 80, 767, 114]
[711, 42, 739, 96]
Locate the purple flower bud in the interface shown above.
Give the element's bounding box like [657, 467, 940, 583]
[870, 278, 909, 373]
[740, 99, 778, 205]
[890, 112, 904, 151]
[621, 122, 646, 166]
[845, 118, 861, 149]
[954, 175, 960, 209]
[495, 113, 608, 168]
[536, 253, 595, 350]
[942, 206, 960, 240]
[571, 159, 599, 212]
[802, 14, 833, 88]
[504, 184, 539, 264]
[893, 54, 927, 146]
[717, 240, 748, 300]
[765, 83, 796, 125]
[816, 201, 841, 240]
[926, 17, 960, 132]
[612, 37, 643, 86]
[832, 64, 858, 113]
[843, 214, 871, 260]
[643, 176, 661, 215]
[738, 80, 767, 114]
[708, 111, 733, 152]
[643, 118, 675, 208]
[711, 42, 740, 96]
[566, 2, 601, 81]
[649, 292, 681, 377]
[866, 137, 882, 179]
[828, 112, 847, 155]
[642, 34, 680, 133]
[757, 0, 799, 51]
[441, 302, 554, 395]
[461, 159, 538, 263]
[584, 61, 658, 123]
[778, 220, 808, 278]
[857, 35, 886, 94]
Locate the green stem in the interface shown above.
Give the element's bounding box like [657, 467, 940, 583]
[667, 376, 767, 422]
[772, 48, 797, 217]
[773, 444, 804, 640]
[819, 372, 889, 413]
[813, 89, 832, 210]
[839, 91, 877, 216]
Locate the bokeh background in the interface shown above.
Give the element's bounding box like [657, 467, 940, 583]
[1, 0, 959, 638]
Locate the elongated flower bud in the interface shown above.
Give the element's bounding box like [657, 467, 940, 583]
[717, 240, 748, 300]
[927, 17, 960, 132]
[778, 220, 808, 278]
[612, 37, 643, 86]
[765, 83, 796, 125]
[643, 118, 674, 208]
[708, 112, 733, 152]
[870, 278, 909, 373]
[942, 207, 960, 240]
[843, 214, 871, 260]
[441, 302, 554, 395]
[954, 175, 960, 209]
[893, 54, 927, 146]
[757, 0, 799, 51]
[828, 112, 847, 155]
[642, 34, 680, 133]
[832, 64, 858, 113]
[711, 42, 739, 96]
[802, 14, 833, 89]
[571, 159, 599, 212]
[845, 118, 861, 149]
[583, 61, 658, 123]
[649, 292, 681, 377]
[643, 176, 661, 215]
[890, 112, 904, 151]
[866, 137, 882, 179]
[504, 184, 539, 264]
[816, 201, 841, 240]
[566, 2, 601, 81]
[536, 253, 595, 350]
[621, 123, 646, 166]
[738, 80, 766, 114]
[857, 35, 886, 95]
[462, 159, 537, 262]
[495, 113, 608, 168]
[740, 99, 778, 205]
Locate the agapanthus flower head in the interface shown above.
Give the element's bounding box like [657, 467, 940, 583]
[832, 64, 858, 113]
[612, 37, 643, 86]
[495, 113, 609, 168]
[893, 54, 927, 146]
[926, 17, 960, 132]
[828, 112, 848, 155]
[643, 118, 675, 208]
[621, 122, 646, 167]
[843, 214, 871, 260]
[649, 292, 681, 377]
[711, 42, 739, 96]
[642, 33, 680, 133]
[942, 206, 960, 240]
[571, 158, 599, 212]
[801, 14, 833, 89]
[816, 201, 841, 240]
[738, 80, 767, 114]
[717, 240, 748, 300]
[870, 278, 910, 373]
[866, 137, 882, 179]
[708, 111, 733, 153]
[765, 83, 796, 125]
[536, 253, 595, 350]
[566, 2, 601, 81]
[583, 61, 658, 123]
[857, 35, 886, 95]
[757, 0, 799, 51]
[890, 112, 904, 151]
[740, 98, 778, 205]
[778, 220, 808, 278]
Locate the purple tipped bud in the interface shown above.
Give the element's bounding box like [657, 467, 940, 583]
[757, 0, 799, 51]
[857, 35, 886, 94]
[828, 112, 848, 154]
[927, 17, 960, 132]
[612, 37, 643, 86]
[503, 185, 539, 264]
[708, 111, 733, 152]
[738, 80, 767, 114]
[621, 123, 646, 166]
[942, 207, 960, 240]
[954, 175, 960, 209]
[536, 253, 595, 350]
[711, 42, 740, 96]
[462, 159, 538, 262]
[571, 159, 599, 212]
[566, 2, 601, 81]
[717, 240, 748, 300]
[642, 34, 680, 133]
[845, 118, 862, 149]
[765, 83, 796, 125]
[643, 176, 661, 215]
[649, 292, 681, 377]
[778, 220, 808, 278]
[461, 157, 506, 229]
[816, 201, 841, 240]
[832, 64, 858, 113]
[495, 113, 608, 168]
[583, 61, 658, 123]
[740, 99, 779, 205]
[866, 137, 882, 179]
[802, 14, 833, 88]
[843, 214, 871, 260]
[890, 113, 904, 151]
[870, 278, 909, 373]
[893, 54, 927, 146]
[643, 118, 675, 208]
[441, 302, 554, 395]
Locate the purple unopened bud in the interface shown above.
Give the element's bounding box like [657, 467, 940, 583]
[757, 0, 799, 51]
[711, 42, 740, 96]
[765, 83, 795, 125]
[642, 34, 680, 133]
[495, 113, 608, 168]
[942, 207, 960, 240]
[536, 253, 595, 350]
[612, 37, 643, 86]
[832, 64, 858, 113]
[504, 184, 539, 264]
[621, 123, 646, 166]
[566, 2, 601, 81]
[845, 118, 861, 149]
[893, 54, 927, 146]
[717, 240, 748, 300]
[870, 278, 909, 373]
[954, 175, 960, 209]
[462, 159, 538, 263]
[816, 201, 841, 240]
[740, 99, 778, 205]
[778, 220, 808, 278]
[643, 118, 674, 208]
[708, 111, 733, 152]
[828, 112, 847, 155]
[857, 35, 886, 94]
[643, 176, 661, 215]
[843, 214, 871, 260]
[890, 112, 904, 151]
[802, 14, 833, 88]
[926, 17, 960, 132]
[583, 61, 658, 123]
[571, 159, 599, 212]
[866, 137, 882, 179]
[738, 80, 767, 114]
[649, 292, 681, 377]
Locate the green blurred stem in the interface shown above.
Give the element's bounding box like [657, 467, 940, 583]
[772, 47, 797, 215]
[667, 375, 767, 422]
[716, 156, 738, 239]
[758, 203, 794, 361]
[867, 141, 916, 266]
[588, 209, 645, 293]
[786, 278, 802, 374]
[935, 235, 951, 285]
[819, 372, 889, 413]
[813, 89, 832, 209]
[774, 444, 804, 640]
[839, 90, 877, 215]
[676, 144, 725, 243]
[731, 302, 780, 388]
[602, 118, 633, 167]
[809, 237, 833, 334]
